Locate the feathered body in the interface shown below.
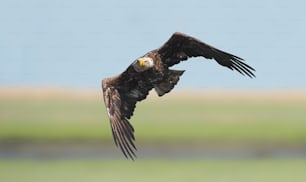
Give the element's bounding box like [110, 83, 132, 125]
[102, 32, 255, 159]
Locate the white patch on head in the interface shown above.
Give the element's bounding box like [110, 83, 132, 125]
[142, 57, 154, 67]
[132, 57, 154, 72]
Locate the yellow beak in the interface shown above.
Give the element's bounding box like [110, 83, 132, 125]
[138, 59, 145, 67]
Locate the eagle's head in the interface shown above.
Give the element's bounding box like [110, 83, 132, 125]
[132, 57, 154, 72]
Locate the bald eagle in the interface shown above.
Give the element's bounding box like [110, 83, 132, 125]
[102, 32, 255, 159]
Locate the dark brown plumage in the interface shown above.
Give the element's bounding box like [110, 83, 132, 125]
[102, 32, 255, 159]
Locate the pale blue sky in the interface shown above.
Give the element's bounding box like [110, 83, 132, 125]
[1, 0, 306, 89]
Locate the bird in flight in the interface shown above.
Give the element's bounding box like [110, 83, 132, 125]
[102, 32, 255, 159]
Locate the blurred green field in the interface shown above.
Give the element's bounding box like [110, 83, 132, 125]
[0, 89, 306, 143]
[1, 159, 306, 182]
[1, 89, 306, 182]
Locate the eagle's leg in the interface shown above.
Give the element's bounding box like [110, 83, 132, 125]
[154, 69, 184, 96]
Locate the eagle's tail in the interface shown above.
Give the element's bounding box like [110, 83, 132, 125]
[154, 69, 185, 96]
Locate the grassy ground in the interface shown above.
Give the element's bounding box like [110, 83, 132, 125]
[1, 159, 306, 182]
[0, 89, 306, 143]
[1, 89, 306, 182]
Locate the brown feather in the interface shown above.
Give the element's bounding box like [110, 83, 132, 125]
[157, 32, 255, 78]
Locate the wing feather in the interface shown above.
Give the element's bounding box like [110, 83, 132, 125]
[102, 73, 153, 159]
[157, 32, 255, 78]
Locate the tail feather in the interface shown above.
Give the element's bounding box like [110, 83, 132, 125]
[154, 70, 185, 96]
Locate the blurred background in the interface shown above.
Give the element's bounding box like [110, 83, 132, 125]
[1, 0, 306, 182]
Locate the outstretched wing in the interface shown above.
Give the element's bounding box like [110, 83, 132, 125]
[157, 32, 255, 78]
[102, 72, 153, 159]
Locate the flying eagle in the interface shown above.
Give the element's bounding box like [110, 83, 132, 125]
[102, 32, 255, 159]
